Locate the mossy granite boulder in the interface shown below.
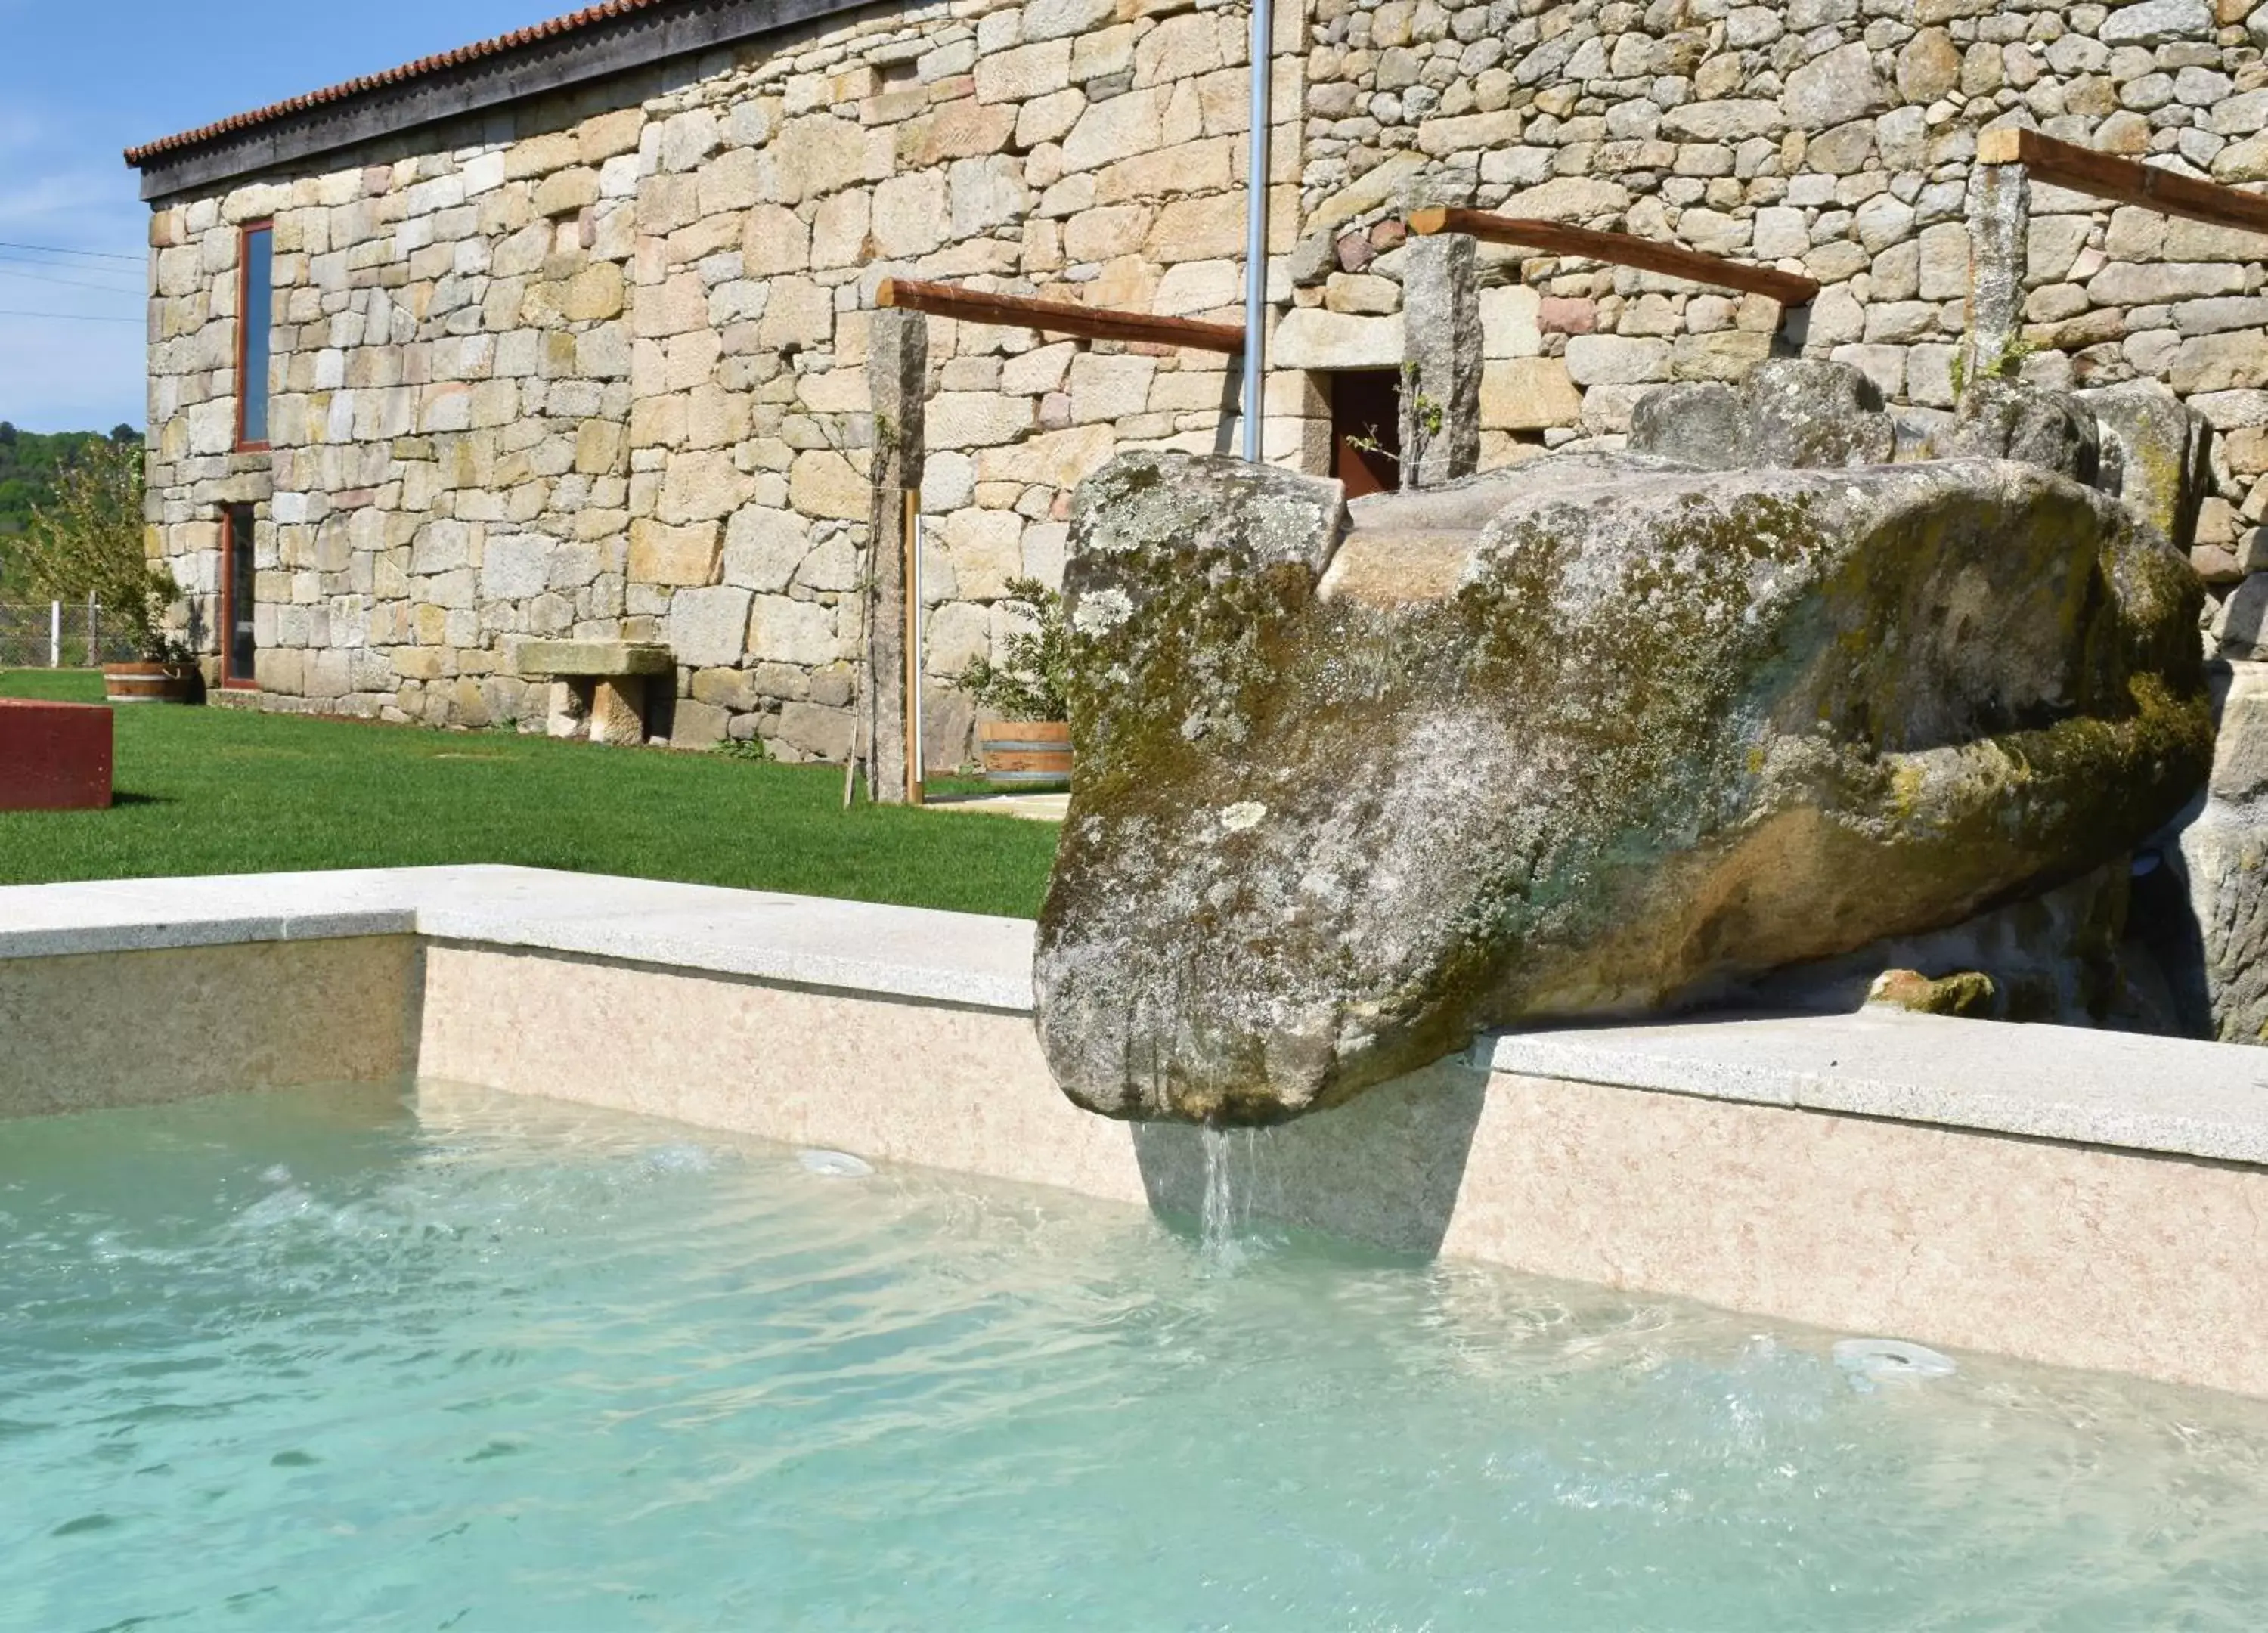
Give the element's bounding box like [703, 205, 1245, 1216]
[1035, 393, 2212, 1126]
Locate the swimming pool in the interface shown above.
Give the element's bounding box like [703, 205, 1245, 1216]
[7, 1082, 2266, 1629]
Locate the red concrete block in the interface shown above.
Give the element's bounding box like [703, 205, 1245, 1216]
[0, 699, 114, 811]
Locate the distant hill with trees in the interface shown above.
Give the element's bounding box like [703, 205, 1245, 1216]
[0, 423, 143, 591]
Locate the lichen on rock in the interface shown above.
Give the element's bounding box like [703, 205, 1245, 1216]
[1035, 386, 2213, 1127]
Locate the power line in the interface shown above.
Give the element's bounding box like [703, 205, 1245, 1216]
[0, 238, 143, 264]
[0, 309, 144, 324]
[0, 249, 141, 283]
[0, 265, 144, 297]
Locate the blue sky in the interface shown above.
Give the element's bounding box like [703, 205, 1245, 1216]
[0, 0, 562, 432]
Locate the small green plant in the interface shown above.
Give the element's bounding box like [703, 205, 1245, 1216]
[1950, 333, 2037, 401]
[950, 577, 1070, 722]
[1346, 372, 1446, 472]
[713, 736, 773, 762]
[1343, 423, 1399, 465]
[1402, 363, 1445, 440]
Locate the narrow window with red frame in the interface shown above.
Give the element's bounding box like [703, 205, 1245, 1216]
[236, 224, 274, 449]
[222, 504, 257, 685]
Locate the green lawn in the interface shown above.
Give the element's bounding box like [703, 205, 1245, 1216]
[0, 671, 1059, 918]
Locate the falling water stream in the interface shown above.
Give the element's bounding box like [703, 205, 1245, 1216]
[1198, 1124, 1257, 1264]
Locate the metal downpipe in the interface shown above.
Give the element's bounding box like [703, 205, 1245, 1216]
[1241, 0, 1272, 463]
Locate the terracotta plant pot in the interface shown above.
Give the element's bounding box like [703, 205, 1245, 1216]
[102, 661, 197, 705]
[977, 720, 1072, 786]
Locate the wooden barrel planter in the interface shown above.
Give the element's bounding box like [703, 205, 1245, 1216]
[102, 662, 197, 705]
[977, 720, 1072, 786]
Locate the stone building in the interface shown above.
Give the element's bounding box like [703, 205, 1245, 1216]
[128, 0, 2268, 764]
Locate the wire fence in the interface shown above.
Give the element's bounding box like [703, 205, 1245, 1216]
[0, 600, 141, 668]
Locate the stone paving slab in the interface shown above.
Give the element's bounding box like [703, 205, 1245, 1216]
[919, 791, 1069, 822]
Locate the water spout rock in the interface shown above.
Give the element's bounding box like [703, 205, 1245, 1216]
[1035, 437, 2210, 1126]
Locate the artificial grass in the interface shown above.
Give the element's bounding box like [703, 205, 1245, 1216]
[0, 671, 1060, 919]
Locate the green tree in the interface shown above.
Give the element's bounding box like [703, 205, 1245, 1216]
[14, 439, 183, 661]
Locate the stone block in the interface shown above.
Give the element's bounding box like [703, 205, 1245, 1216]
[946, 508, 1026, 600]
[872, 172, 949, 258]
[579, 109, 645, 165]
[2174, 333, 2268, 395]
[776, 700, 854, 761]
[1024, 0, 1116, 43]
[1272, 308, 1403, 370]
[2100, 0, 2214, 47]
[928, 392, 1038, 448]
[948, 155, 1027, 236]
[1672, 331, 1774, 383]
[1154, 259, 1239, 315]
[749, 594, 841, 668]
[1062, 88, 1167, 173]
[534, 167, 600, 218]
[742, 204, 812, 275]
[1066, 353, 1157, 423]
[906, 100, 1018, 166]
[1564, 336, 1673, 386]
[590, 676, 653, 748]
[725, 507, 811, 593]
[974, 39, 1073, 103]
[628, 519, 721, 587]
[1479, 286, 1542, 359]
[924, 601, 993, 675]
[1145, 192, 1244, 261]
[2088, 262, 2248, 305]
[670, 585, 754, 668]
[661, 693, 724, 748]
[1018, 88, 1086, 149]
[1898, 28, 1962, 103]
[482, 534, 555, 601]
[1785, 44, 1885, 130]
[1480, 358, 1582, 430]
[658, 449, 754, 524]
[511, 640, 674, 678]
[976, 423, 1116, 490]
[773, 114, 872, 203]
[789, 450, 871, 522]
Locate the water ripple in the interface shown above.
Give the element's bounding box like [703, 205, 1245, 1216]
[3, 1083, 2266, 1631]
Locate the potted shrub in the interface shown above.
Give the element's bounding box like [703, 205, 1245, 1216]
[17, 437, 197, 702]
[950, 577, 1073, 786]
[98, 563, 197, 704]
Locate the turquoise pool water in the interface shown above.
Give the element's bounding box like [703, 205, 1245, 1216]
[6, 1083, 2268, 1631]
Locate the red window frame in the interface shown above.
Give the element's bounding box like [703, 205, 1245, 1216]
[233, 219, 274, 453]
[218, 504, 259, 689]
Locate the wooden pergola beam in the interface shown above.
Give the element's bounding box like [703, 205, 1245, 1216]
[874, 277, 1246, 353]
[1978, 127, 2268, 237]
[1406, 206, 1821, 306]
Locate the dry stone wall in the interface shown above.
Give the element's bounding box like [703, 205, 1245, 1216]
[145, 0, 1301, 760]
[146, 0, 2268, 755]
[1291, 0, 2268, 587]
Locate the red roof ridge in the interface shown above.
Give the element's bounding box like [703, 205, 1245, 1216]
[125, 1, 673, 168]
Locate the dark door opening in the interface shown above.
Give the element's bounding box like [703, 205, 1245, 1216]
[222, 504, 256, 686]
[1329, 369, 1402, 499]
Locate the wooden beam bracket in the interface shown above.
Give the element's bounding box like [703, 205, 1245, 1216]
[1977, 127, 2268, 238]
[875, 277, 1247, 352]
[1406, 206, 1821, 306]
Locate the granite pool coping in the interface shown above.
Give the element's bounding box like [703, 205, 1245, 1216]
[7, 866, 2268, 1165]
[1481, 1015, 2268, 1167]
[0, 866, 1036, 1012]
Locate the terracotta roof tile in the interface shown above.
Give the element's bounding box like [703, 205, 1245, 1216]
[125, 1, 674, 166]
